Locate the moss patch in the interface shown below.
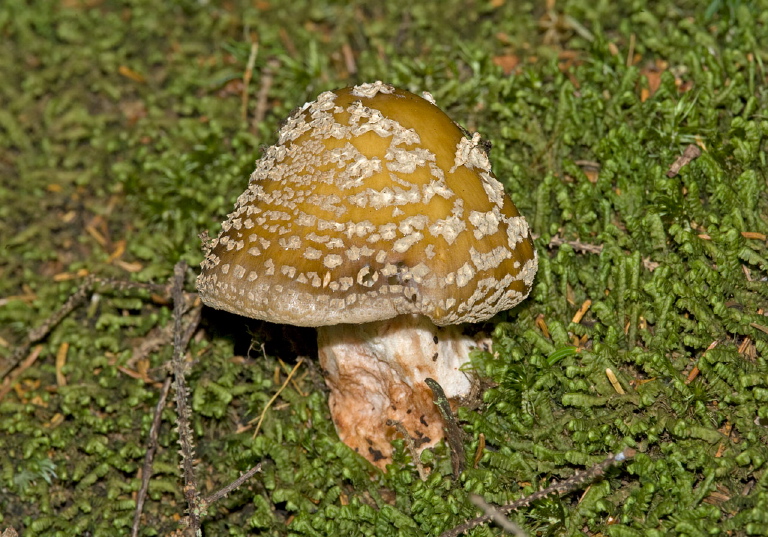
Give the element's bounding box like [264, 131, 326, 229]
[1, 0, 767, 535]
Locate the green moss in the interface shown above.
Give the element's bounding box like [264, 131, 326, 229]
[2, 0, 768, 535]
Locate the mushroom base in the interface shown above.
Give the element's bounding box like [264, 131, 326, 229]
[317, 314, 478, 469]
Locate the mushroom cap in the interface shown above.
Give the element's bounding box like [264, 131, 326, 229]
[197, 81, 537, 327]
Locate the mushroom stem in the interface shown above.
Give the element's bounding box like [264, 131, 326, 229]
[317, 314, 478, 468]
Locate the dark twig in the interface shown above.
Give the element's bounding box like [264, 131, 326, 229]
[425, 378, 465, 478]
[132, 298, 201, 536]
[132, 375, 173, 537]
[168, 262, 204, 532]
[181, 304, 203, 349]
[202, 462, 263, 507]
[440, 448, 636, 537]
[3, 275, 95, 380]
[3, 276, 170, 381]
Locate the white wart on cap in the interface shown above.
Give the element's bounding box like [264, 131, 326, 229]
[197, 81, 537, 468]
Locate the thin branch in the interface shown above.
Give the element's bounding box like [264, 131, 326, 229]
[202, 462, 263, 506]
[440, 448, 636, 537]
[132, 375, 173, 537]
[3, 275, 95, 380]
[546, 235, 603, 255]
[3, 276, 171, 381]
[546, 236, 660, 272]
[0, 345, 44, 401]
[468, 494, 527, 537]
[252, 58, 280, 131]
[132, 303, 201, 536]
[169, 262, 202, 531]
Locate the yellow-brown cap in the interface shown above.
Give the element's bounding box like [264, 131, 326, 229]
[197, 81, 537, 327]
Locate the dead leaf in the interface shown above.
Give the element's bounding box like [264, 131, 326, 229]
[493, 54, 520, 75]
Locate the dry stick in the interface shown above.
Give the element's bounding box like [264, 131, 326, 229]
[252, 58, 280, 130]
[132, 301, 202, 537]
[2, 276, 170, 381]
[202, 461, 263, 507]
[425, 377, 465, 479]
[468, 494, 526, 537]
[132, 375, 173, 537]
[546, 236, 660, 272]
[605, 368, 625, 395]
[0, 345, 44, 401]
[440, 448, 636, 537]
[3, 274, 95, 380]
[547, 235, 603, 255]
[181, 305, 203, 348]
[168, 261, 204, 533]
[169, 291, 262, 519]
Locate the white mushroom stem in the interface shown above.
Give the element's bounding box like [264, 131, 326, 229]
[317, 314, 478, 468]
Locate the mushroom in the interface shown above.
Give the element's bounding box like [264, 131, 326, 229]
[197, 81, 537, 468]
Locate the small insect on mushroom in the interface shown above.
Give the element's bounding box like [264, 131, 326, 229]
[197, 81, 537, 469]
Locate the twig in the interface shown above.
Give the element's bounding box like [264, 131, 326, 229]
[55, 342, 68, 387]
[341, 41, 357, 75]
[3, 276, 171, 381]
[440, 448, 636, 537]
[252, 58, 280, 130]
[387, 419, 428, 481]
[3, 275, 95, 380]
[202, 462, 263, 506]
[666, 144, 702, 177]
[468, 494, 527, 537]
[249, 358, 304, 438]
[132, 375, 173, 537]
[168, 262, 203, 531]
[626, 33, 636, 67]
[546, 236, 660, 272]
[425, 378, 465, 479]
[686, 340, 719, 385]
[241, 38, 259, 122]
[547, 235, 603, 255]
[749, 322, 768, 336]
[132, 296, 201, 536]
[0, 345, 43, 401]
